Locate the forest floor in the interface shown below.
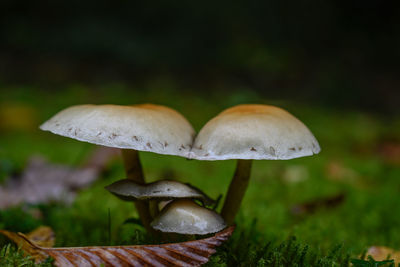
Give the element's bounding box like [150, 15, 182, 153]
[0, 85, 399, 266]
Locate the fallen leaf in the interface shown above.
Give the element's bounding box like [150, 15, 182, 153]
[26, 226, 55, 248]
[325, 161, 359, 183]
[0, 103, 38, 131]
[291, 193, 346, 216]
[3, 226, 234, 266]
[377, 141, 400, 166]
[366, 246, 400, 264]
[0, 226, 55, 260]
[353, 136, 400, 166]
[0, 226, 55, 248]
[0, 156, 95, 208]
[0, 147, 118, 209]
[325, 161, 372, 190]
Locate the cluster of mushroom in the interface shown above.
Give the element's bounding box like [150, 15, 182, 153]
[106, 179, 225, 235]
[40, 103, 320, 236]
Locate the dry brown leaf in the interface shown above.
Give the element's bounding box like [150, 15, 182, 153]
[0, 103, 38, 131]
[291, 193, 346, 216]
[366, 246, 400, 264]
[26, 226, 55, 248]
[377, 141, 400, 166]
[325, 161, 359, 182]
[5, 226, 234, 267]
[324, 161, 370, 189]
[0, 226, 55, 260]
[0, 147, 118, 209]
[0, 226, 55, 249]
[0, 157, 97, 208]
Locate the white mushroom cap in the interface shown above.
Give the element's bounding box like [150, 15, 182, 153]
[105, 179, 215, 205]
[190, 104, 320, 160]
[151, 199, 226, 235]
[40, 104, 195, 157]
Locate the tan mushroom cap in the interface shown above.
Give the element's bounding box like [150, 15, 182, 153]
[190, 104, 320, 160]
[105, 179, 215, 205]
[40, 104, 195, 157]
[151, 199, 226, 235]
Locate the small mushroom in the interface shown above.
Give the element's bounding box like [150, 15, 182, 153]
[105, 179, 215, 206]
[151, 199, 226, 235]
[40, 104, 195, 232]
[189, 104, 321, 224]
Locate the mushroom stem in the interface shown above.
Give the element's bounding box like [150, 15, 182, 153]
[121, 149, 153, 233]
[221, 159, 253, 225]
[149, 200, 159, 219]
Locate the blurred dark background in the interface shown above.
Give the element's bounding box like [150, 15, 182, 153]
[0, 1, 399, 114]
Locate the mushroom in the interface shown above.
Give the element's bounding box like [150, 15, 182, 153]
[151, 199, 226, 235]
[105, 179, 215, 206]
[40, 104, 195, 231]
[189, 104, 321, 224]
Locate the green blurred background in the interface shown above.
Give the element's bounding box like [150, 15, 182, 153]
[1, 0, 399, 114]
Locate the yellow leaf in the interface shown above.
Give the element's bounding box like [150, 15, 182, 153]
[366, 246, 400, 264]
[26, 226, 55, 248]
[0, 103, 38, 131]
[0, 229, 48, 262]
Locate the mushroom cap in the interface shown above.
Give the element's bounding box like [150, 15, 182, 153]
[151, 199, 226, 235]
[190, 104, 320, 160]
[105, 179, 215, 205]
[40, 104, 195, 157]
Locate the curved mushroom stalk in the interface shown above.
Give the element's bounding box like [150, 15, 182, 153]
[221, 159, 252, 225]
[121, 149, 153, 232]
[149, 200, 161, 218]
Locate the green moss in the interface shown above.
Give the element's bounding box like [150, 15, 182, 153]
[0, 244, 53, 267]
